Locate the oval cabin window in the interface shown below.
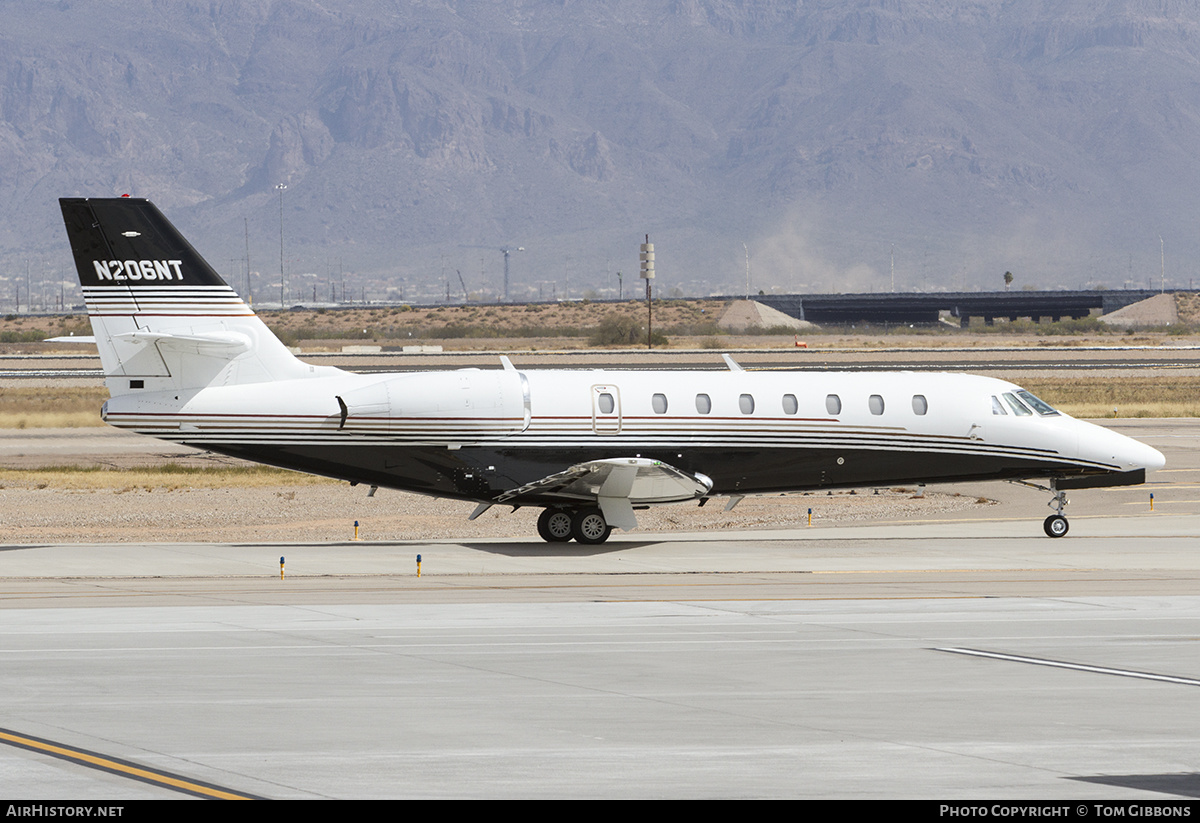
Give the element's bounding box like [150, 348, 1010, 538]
[826, 394, 841, 415]
[695, 393, 712, 414]
[782, 394, 798, 415]
[739, 394, 755, 414]
[912, 395, 928, 415]
[652, 393, 668, 414]
[869, 395, 885, 415]
[598, 393, 615, 414]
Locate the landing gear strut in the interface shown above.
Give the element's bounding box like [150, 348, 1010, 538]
[1011, 480, 1070, 538]
[536, 507, 613, 544]
[1043, 486, 1069, 538]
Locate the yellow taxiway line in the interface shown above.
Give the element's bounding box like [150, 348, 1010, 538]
[0, 728, 260, 799]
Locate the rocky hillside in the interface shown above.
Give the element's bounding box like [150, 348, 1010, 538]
[3, 0, 1200, 304]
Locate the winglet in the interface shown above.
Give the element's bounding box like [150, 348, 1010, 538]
[722, 354, 744, 372]
[500, 355, 516, 371]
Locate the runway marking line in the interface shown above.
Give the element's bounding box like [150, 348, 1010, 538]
[0, 727, 262, 799]
[937, 648, 1200, 687]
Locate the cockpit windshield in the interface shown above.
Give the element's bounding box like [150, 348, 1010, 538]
[1002, 392, 1032, 416]
[1015, 390, 1060, 416]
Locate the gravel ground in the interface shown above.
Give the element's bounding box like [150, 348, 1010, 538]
[0, 427, 997, 543]
[0, 480, 992, 544]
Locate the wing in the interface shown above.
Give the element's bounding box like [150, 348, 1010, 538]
[495, 458, 713, 530]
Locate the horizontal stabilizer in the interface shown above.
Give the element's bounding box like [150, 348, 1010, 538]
[44, 335, 96, 344]
[112, 331, 252, 355]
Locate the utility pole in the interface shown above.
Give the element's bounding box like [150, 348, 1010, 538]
[1160, 235, 1165, 294]
[500, 246, 524, 301]
[276, 183, 287, 307]
[743, 241, 750, 299]
[244, 217, 252, 305]
[640, 235, 654, 349]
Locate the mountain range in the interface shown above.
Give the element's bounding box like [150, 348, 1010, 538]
[3, 0, 1199, 305]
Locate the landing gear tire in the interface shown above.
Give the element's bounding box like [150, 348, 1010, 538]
[1044, 514, 1069, 538]
[537, 509, 574, 543]
[571, 508, 612, 545]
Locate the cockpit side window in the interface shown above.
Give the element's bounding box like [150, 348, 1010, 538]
[991, 396, 1007, 415]
[1003, 392, 1033, 416]
[1016, 390, 1060, 416]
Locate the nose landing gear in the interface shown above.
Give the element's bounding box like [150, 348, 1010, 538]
[1043, 486, 1069, 538]
[1043, 513, 1069, 537]
[1012, 480, 1071, 537]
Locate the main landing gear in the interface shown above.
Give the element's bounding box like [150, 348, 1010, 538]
[536, 507, 614, 545]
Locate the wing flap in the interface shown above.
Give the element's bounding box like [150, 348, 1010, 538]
[496, 458, 713, 530]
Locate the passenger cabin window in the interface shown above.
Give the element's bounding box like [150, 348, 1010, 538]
[1002, 392, 1032, 416]
[869, 395, 885, 415]
[598, 393, 615, 414]
[991, 396, 1007, 415]
[912, 395, 928, 415]
[652, 393, 668, 414]
[695, 393, 712, 414]
[826, 394, 842, 415]
[782, 394, 798, 415]
[739, 394, 755, 414]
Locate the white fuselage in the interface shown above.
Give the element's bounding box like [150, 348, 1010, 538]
[98, 365, 1164, 502]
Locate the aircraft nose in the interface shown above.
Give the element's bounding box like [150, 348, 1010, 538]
[1132, 440, 1166, 472]
[1079, 420, 1165, 472]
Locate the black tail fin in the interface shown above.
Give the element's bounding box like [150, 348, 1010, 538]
[60, 197, 231, 289]
[60, 197, 312, 394]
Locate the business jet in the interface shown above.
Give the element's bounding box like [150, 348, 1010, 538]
[58, 196, 1165, 542]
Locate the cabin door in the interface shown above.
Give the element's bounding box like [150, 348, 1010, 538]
[591, 384, 622, 434]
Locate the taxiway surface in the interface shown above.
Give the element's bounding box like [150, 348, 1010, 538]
[1, 421, 1198, 798]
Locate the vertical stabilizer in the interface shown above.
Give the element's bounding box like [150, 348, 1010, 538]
[60, 197, 319, 396]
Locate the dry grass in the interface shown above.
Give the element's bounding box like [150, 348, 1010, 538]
[1021, 376, 1200, 418]
[0, 387, 109, 428]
